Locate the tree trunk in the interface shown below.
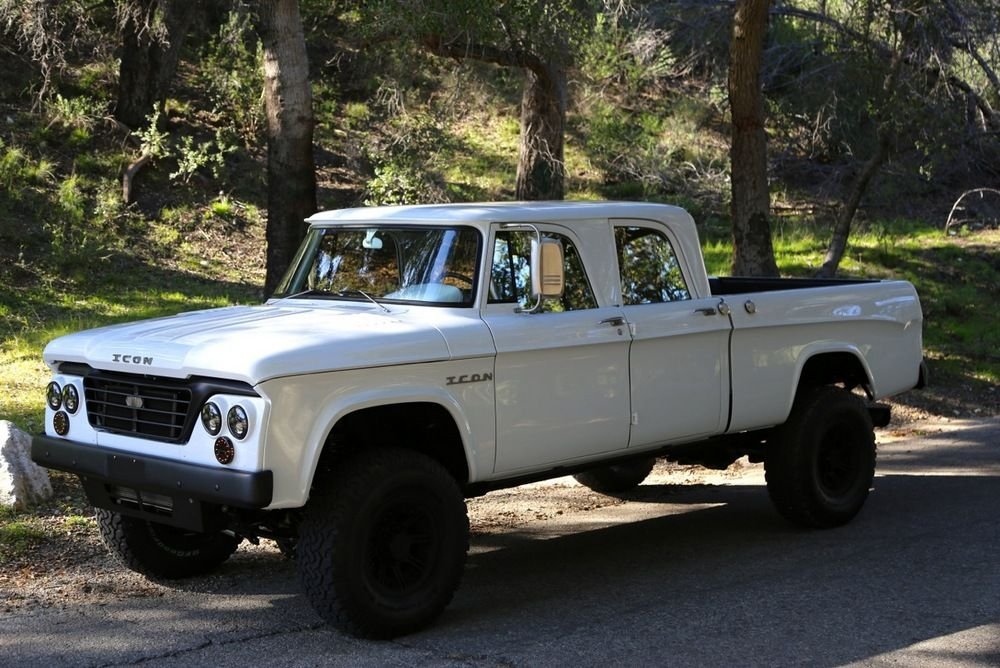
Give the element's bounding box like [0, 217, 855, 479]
[728, 0, 779, 277]
[116, 0, 198, 129]
[420, 35, 567, 201]
[515, 62, 566, 200]
[816, 133, 889, 278]
[254, 0, 317, 296]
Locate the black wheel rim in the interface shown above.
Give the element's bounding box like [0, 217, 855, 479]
[816, 423, 863, 498]
[365, 495, 440, 602]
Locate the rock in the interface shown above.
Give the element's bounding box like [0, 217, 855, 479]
[1, 421, 53, 509]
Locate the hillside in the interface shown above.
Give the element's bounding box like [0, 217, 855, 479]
[0, 2, 998, 438]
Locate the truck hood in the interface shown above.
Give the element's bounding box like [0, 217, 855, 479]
[42, 304, 453, 385]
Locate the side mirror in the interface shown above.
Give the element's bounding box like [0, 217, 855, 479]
[531, 237, 564, 299]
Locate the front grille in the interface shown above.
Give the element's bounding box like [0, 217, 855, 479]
[84, 376, 191, 442]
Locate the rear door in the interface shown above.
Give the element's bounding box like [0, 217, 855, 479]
[612, 221, 732, 447]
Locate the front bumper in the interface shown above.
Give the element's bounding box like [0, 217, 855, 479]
[32, 435, 273, 531]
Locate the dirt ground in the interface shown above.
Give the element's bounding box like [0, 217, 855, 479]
[1, 388, 993, 616]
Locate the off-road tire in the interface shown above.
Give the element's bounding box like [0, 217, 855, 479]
[573, 457, 656, 494]
[96, 509, 240, 579]
[297, 447, 469, 639]
[765, 386, 876, 528]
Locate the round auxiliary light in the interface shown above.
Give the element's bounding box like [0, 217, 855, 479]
[47, 382, 62, 410]
[201, 402, 222, 435]
[214, 436, 235, 465]
[53, 410, 70, 436]
[62, 384, 80, 414]
[227, 405, 249, 440]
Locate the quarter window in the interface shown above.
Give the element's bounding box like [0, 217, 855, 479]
[614, 226, 690, 304]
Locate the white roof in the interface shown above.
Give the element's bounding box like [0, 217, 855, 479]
[306, 201, 694, 227]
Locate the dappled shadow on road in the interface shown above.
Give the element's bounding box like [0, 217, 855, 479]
[437, 471, 999, 666]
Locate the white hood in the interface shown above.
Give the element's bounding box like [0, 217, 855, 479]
[42, 303, 453, 385]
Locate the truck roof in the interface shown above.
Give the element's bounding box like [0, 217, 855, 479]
[306, 201, 695, 228]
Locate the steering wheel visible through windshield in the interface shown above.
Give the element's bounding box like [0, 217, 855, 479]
[272, 226, 481, 307]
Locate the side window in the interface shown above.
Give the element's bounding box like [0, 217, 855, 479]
[614, 226, 690, 304]
[489, 230, 597, 312]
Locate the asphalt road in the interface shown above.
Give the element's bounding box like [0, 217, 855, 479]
[3, 418, 998, 667]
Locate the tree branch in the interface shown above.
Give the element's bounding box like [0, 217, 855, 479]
[421, 34, 547, 77]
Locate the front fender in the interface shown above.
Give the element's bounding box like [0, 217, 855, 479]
[256, 360, 495, 508]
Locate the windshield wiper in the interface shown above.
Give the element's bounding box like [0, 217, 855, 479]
[336, 289, 391, 314]
[270, 288, 327, 303]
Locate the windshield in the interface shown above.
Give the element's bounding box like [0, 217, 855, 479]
[272, 226, 481, 307]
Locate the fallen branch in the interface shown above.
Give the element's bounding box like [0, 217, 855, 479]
[122, 152, 152, 204]
[945, 188, 1000, 232]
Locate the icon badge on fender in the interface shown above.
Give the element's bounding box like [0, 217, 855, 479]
[446, 372, 493, 386]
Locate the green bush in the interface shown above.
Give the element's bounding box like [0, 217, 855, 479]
[199, 10, 265, 146]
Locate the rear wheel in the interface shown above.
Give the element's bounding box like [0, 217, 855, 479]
[765, 386, 876, 528]
[297, 447, 468, 639]
[96, 509, 240, 579]
[574, 457, 656, 494]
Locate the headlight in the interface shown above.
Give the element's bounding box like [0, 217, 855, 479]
[201, 402, 222, 435]
[47, 382, 62, 410]
[62, 384, 80, 414]
[227, 405, 249, 439]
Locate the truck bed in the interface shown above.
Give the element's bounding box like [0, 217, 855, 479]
[709, 276, 878, 295]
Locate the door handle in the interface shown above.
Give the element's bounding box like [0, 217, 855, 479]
[696, 301, 731, 316]
[600, 316, 626, 327]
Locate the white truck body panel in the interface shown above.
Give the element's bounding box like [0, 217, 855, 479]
[36, 202, 924, 511]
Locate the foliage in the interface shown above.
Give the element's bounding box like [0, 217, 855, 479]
[579, 10, 674, 95]
[362, 112, 451, 205]
[133, 108, 170, 158]
[170, 131, 237, 183]
[44, 94, 104, 130]
[132, 108, 237, 183]
[198, 9, 265, 146]
[363, 0, 600, 59]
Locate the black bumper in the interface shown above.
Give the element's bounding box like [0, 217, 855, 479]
[32, 435, 273, 530]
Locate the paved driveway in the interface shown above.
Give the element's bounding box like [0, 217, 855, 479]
[2, 418, 998, 667]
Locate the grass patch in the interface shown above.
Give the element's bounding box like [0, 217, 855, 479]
[0, 508, 47, 564]
[0, 262, 261, 433]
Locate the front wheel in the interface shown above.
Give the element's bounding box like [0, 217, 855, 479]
[96, 509, 240, 579]
[765, 386, 876, 528]
[297, 447, 469, 639]
[573, 457, 656, 494]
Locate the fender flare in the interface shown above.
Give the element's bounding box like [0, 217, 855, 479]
[782, 343, 875, 422]
[299, 385, 482, 499]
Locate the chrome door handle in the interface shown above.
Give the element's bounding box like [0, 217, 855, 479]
[600, 316, 626, 327]
[695, 301, 731, 317]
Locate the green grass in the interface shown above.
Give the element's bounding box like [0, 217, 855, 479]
[0, 506, 47, 563]
[0, 265, 260, 433]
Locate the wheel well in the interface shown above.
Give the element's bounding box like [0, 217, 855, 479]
[315, 403, 469, 485]
[797, 352, 872, 398]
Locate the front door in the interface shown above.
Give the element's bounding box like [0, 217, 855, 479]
[484, 225, 632, 474]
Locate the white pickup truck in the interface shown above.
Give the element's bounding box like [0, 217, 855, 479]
[32, 201, 925, 637]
